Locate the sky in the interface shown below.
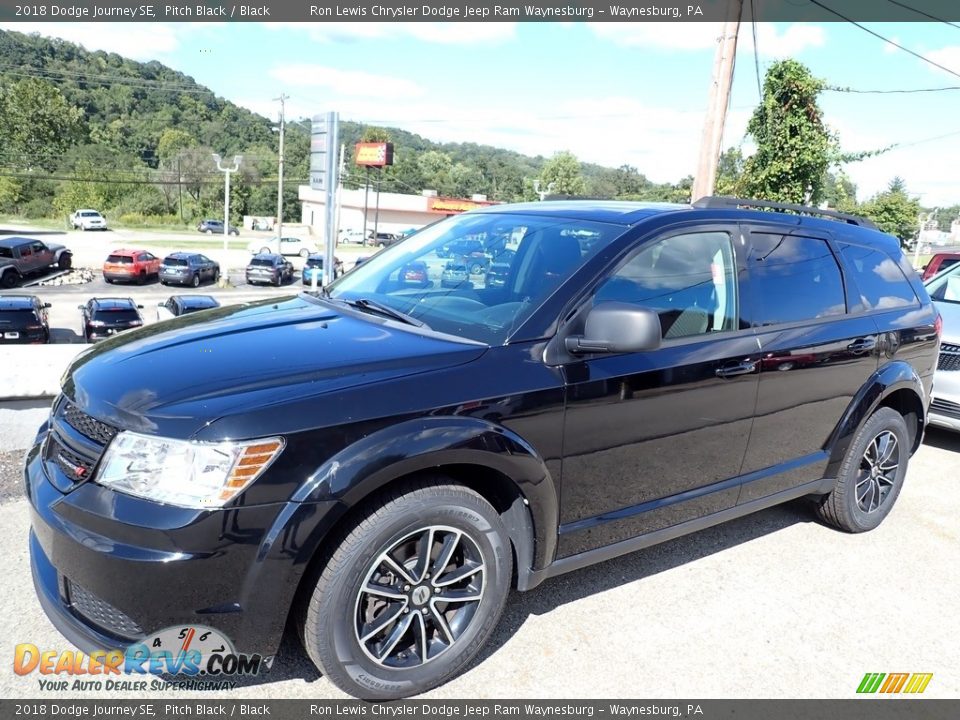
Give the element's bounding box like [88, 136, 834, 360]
[2, 19, 959, 206]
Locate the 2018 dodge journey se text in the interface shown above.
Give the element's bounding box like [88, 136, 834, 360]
[25, 198, 940, 699]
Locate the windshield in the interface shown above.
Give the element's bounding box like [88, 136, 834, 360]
[82, 212, 101, 218]
[306, 258, 324, 268]
[327, 212, 623, 344]
[927, 263, 960, 305]
[94, 309, 140, 321]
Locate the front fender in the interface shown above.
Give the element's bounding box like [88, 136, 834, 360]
[824, 360, 926, 478]
[292, 415, 559, 574]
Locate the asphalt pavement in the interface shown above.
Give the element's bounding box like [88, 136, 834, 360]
[0, 414, 957, 699]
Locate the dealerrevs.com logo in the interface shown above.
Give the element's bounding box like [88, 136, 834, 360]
[14, 625, 268, 692]
[857, 672, 934, 694]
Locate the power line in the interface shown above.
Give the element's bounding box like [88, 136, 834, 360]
[826, 84, 960, 94]
[809, 0, 960, 80]
[885, 0, 960, 29]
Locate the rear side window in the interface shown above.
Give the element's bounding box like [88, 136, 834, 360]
[839, 244, 919, 312]
[747, 233, 845, 326]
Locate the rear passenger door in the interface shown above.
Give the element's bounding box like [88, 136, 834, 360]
[738, 225, 880, 502]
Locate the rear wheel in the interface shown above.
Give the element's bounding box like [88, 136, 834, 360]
[300, 480, 512, 700]
[205, 228, 213, 234]
[815, 407, 910, 532]
[137, 271, 146, 285]
[191, 273, 200, 288]
[0, 271, 18, 289]
[58, 254, 72, 271]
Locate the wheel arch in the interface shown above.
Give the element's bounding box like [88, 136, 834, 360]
[290, 417, 558, 592]
[824, 360, 926, 479]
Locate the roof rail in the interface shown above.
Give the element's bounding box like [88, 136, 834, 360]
[692, 195, 877, 230]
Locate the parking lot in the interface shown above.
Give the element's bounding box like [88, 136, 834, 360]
[0, 414, 957, 699]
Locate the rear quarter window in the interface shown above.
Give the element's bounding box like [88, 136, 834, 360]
[839, 244, 919, 312]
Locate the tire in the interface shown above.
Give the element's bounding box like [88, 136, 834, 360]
[0, 271, 18, 289]
[160, 280, 167, 286]
[105, 278, 114, 285]
[137, 271, 146, 285]
[299, 248, 310, 258]
[815, 407, 910, 533]
[213, 268, 221, 283]
[260, 246, 271, 254]
[469, 262, 484, 275]
[205, 228, 213, 235]
[300, 479, 512, 700]
[191, 273, 200, 288]
[58, 254, 72, 271]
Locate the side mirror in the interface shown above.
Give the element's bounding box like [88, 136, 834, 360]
[43, 302, 52, 308]
[76, 304, 84, 310]
[136, 304, 144, 309]
[157, 302, 165, 307]
[565, 302, 662, 355]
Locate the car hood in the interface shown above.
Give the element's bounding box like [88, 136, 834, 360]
[935, 300, 960, 345]
[63, 295, 487, 439]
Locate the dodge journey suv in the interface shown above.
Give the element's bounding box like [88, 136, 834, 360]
[25, 198, 940, 699]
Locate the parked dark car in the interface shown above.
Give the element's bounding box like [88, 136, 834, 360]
[438, 238, 484, 259]
[925, 262, 960, 431]
[78, 297, 143, 342]
[246, 253, 293, 286]
[921, 252, 960, 281]
[198, 219, 239, 235]
[440, 261, 470, 289]
[374, 231, 402, 248]
[484, 261, 511, 289]
[26, 198, 940, 701]
[156, 295, 220, 322]
[0, 294, 51, 343]
[102, 249, 160, 285]
[0, 237, 72, 289]
[159, 253, 220, 288]
[302, 254, 343, 286]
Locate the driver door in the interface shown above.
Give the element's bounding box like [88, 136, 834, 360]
[557, 226, 760, 558]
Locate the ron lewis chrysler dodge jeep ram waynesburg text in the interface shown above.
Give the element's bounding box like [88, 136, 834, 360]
[25, 198, 940, 699]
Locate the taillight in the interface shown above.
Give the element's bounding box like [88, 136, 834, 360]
[25, 325, 42, 330]
[935, 313, 942, 337]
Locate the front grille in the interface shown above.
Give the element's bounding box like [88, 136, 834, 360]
[49, 437, 94, 483]
[930, 398, 960, 420]
[63, 401, 118, 445]
[65, 580, 143, 639]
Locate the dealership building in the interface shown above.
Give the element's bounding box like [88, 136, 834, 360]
[298, 186, 495, 238]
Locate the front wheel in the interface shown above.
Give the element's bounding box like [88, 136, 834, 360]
[58, 254, 72, 271]
[815, 407, 910, 533]
[300, 480, 512, 700]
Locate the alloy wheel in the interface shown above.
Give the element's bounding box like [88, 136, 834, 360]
[856, 430, 900, 514]
[354, 525, 485, 669]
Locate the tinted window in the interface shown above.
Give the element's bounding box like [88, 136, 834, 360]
[748, 233, 845, 326]
[93, 309, 140, 321]
[0, 309, 39, 323]
[594, 231, 740, 339]
[839, 244, 918, 311]
[107, 255, 133, 264]
[0, 248, 11, 258]
[251, 258, 276, 267]
[165, 258, 188, 267]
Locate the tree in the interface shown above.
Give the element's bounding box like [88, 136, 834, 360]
[821, 170, 858, 213]
[715, 147, 744, 196]
[737, 60, 835, 204]
[537, 151, 586, 197]
[0, 77, 84, 170]
[858, 180, 921, 244]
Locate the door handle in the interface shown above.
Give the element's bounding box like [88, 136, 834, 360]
[847, 338, 877, 352]
[715, 360, 757, 378]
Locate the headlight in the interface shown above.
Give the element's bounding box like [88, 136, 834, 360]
[95, 431, 284, 509]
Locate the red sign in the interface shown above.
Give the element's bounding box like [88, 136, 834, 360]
[355, 142, 394, 167]
[427, 197, 495, 214]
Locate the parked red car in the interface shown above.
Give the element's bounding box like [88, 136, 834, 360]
[103, 249, 161, 284]
[921, 252, 960, 281]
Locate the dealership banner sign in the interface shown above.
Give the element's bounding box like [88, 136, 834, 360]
[3, 1, 959, 22]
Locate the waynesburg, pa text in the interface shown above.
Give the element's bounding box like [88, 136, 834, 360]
[307, 4, 704, 19]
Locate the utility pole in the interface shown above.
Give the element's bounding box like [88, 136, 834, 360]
[691, 0, 743, 202]
[213, 154, 242, 276]
[274, 93, 288, 248]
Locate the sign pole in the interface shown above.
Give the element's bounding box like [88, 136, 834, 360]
[323, 112, 339, 287]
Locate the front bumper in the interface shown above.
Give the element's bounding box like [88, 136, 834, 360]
[929, 363, 960, 432]
[25, 427, 339, 658]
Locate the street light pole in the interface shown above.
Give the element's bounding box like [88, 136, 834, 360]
[213, 153, 242, 279]
[274, 94, 288, 247]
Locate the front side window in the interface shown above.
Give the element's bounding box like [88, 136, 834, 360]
[748, 233, 846, 326]
[328, 212, 622, 344]
[839, 244, 918, 312]
[592, 231, 739, 339]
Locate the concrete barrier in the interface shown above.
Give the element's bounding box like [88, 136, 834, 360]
[0, 345, 89, 400]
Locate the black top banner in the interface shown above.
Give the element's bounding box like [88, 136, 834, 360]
[2, 1, 960, 23]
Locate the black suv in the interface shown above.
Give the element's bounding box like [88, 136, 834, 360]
[26, 198, 939, 700]
[78, 297, 144, 342]
[0, 294, 51, 343]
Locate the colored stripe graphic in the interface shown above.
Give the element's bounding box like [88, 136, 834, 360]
[903, 673, 934, 694]
[880, 673, 909, 693]
[857, 673, 885, 693]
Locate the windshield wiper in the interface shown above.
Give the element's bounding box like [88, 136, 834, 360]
[342, 297, 427, 328]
